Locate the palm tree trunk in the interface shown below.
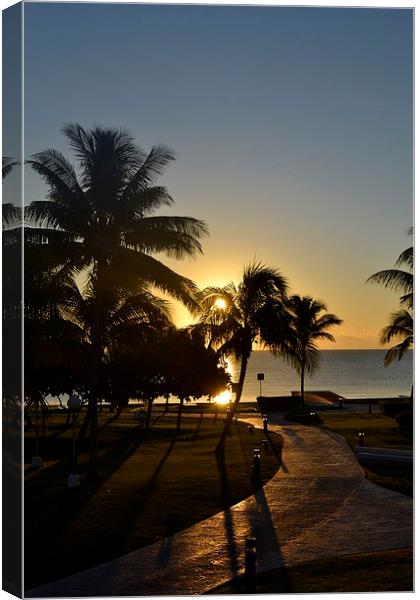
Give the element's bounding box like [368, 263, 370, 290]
[216, 354, 248, 454]
[145, 398, 153, 430]
[176, 398, 184, 433]
[300, 365, 305, 411]
[87, 266, 105, 478]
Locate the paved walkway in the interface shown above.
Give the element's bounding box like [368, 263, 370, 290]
[28, 415, 412, 597]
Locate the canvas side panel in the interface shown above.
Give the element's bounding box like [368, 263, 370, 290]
[2, 2, 23, 598]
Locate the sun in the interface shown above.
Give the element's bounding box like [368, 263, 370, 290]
[214, 298, 227, 310]
[214, 389, 231, 405]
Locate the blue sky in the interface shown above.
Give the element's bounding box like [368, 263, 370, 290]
[4, 3, 413, 347]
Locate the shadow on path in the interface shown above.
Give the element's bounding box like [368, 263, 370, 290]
[216, 451, 240, 578]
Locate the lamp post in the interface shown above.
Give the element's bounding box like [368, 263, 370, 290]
[67, 393, 82, 488]
[257, 373, 264, 398]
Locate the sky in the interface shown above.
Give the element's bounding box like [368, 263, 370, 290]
[3, 3, 413, 348]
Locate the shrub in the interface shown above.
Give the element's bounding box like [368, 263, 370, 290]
[395, 410, 413, 435]
[380, 401, 410, 418]
[284, 411, 320, 425]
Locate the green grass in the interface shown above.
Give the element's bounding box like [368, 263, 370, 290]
[212, 548, 413, 593]
[319, 412, 412, 450]
[319, 412, 412, 496]
[24, 409, 282, 590]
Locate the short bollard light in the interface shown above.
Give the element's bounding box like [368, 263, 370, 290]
[248, 424, 255, 435]
[262, 415, 268, 432]
[245, 536, 257, 592]
[253, 448, 261, 478]
[338, 397, 343, 409]
[67, 393, 82, 489]
[261, 439, 268, 450]
[358, 430, 365, 447]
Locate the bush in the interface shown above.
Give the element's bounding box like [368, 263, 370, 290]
[380, 401, 410, 418]
[257, 396, 299, 412]
[395, 410, 413, 435]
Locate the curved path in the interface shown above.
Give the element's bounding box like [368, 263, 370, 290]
[28, 416, 412, 597]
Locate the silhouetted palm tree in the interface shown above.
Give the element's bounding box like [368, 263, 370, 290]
[285, 295, 342, 410]
[380, 309, 413, 366]
[196, 261, 288, 451]
[60, 279, 173, 435]
[380, 308, 413, 405]
[26, 124, 208, 474]
[2, 156, 20, 229]
[367, 231, 413, 308]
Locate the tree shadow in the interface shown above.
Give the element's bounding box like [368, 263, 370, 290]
[246, 486, 291, 592]
[24, 424, 147, 589]
[266, 431, 288, 472]
[216, 450, 240, 578]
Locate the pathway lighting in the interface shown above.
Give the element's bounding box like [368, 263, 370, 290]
[248, 425, 254, 435]
[253, 448, 261, 478]
[245, 536, 257, 592]
[338, 397, 343, 409]
[358, 430, 365, 447]
[67, 393, 82, 488]
[262, 415, 268, 432]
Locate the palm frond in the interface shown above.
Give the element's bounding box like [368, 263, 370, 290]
[384, 339, 412, 366]
[125, 216, 208, 258]
[2, 157, 19, 179]
[396, 246, 413, 269]
[122, 145, 175, 205]
[366, 268, 413, 294]
[108, 248, 199, 312]
[2, 203, 21, 228]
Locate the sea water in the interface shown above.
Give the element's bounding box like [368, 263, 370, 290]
[46, 349, 413, 407]
[231, 349, 413, 401]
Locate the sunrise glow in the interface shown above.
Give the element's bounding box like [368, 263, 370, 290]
[214, 389, 231, 405]
[214, 298, 227, 310]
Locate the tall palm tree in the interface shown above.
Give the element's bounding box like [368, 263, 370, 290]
[26, 124, 208, 474]
[196, 261, 288, 451]
[367, 232, 413, 309]
[285, 295, 342, 410]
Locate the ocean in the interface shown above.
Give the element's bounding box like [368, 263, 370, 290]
[227, 349, 413, 402]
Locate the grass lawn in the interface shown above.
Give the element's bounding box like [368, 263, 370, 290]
[24, 408, 282, 590]
[212, 548, 413, 593]
[319, 412, 412, 496]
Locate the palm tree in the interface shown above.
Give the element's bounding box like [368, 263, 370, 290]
[26, 124, 208, 475]
[285, 295, 343, 410]
[380, 309, 413, 406]
[195, 261, 288, 451]
[380, 309, 413, 366]
[2, 156, 21, 229]
[367, 232, 413, 308]
[60, 279, 174, 434]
